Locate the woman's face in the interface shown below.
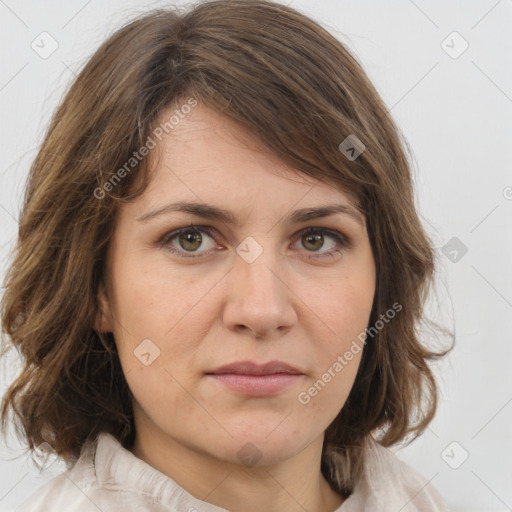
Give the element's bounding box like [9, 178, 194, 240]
[96, 104, 376, 467]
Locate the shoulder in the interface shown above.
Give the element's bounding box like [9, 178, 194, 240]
[14, 433, 184, 512]
[15, 439, 99, 512]
[342, 438, 451, 511]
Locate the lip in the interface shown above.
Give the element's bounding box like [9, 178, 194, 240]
[207, 360, 303, 376]
[205, 360, 304, 397]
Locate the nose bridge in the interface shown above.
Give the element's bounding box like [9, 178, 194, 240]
[235, 237, 283, 303]
[223, 236, 296, 337]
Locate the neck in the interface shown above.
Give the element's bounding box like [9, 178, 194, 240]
[130, 426, 345, 512]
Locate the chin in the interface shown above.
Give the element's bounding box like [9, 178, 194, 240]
[212, 424, 312, 467]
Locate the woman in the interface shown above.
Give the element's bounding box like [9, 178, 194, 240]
[1, 1, 453, 510]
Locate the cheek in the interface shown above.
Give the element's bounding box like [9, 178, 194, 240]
[305, 274, 375, 347]
[295, 271, 373, 409]
[109, 258, 215, 399]
[109, 255, 199, 350]
[125, 367, 190, 413]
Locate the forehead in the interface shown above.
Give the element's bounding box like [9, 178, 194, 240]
[136, 105, 361, 216]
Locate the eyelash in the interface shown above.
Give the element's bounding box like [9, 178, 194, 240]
[158, 223, 350, 260]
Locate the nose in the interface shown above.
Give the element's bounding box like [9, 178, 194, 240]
[222, 247, 297, 340]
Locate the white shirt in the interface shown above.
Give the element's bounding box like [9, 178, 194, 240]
[15, 432, 450, 511]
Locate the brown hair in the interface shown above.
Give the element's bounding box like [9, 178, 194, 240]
[1, 0, 453, 497]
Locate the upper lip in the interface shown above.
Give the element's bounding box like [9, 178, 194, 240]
[206, 360, 303, 375]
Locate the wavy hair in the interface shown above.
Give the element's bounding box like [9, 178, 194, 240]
[1, 0, 453, 497]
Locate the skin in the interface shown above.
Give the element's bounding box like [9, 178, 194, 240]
[95, 104, 376, 512]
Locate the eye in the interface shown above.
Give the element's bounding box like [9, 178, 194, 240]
[159, 224, 219, 259]
[158, 225, 350, 260]
[292, 227, 350, 260]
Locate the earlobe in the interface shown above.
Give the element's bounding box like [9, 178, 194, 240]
[94, 281, 114, 333]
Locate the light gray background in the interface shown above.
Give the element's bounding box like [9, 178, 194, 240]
[0, 1, 511, 511]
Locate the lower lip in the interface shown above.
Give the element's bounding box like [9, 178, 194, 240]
[206, 373, 303, 396]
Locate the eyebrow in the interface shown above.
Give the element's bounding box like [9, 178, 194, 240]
[137, 200, 365, 227]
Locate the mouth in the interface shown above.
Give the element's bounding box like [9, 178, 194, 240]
[204, 360, 304, 396]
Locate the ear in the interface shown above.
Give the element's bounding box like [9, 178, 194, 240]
[94, 280, 114, 333]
